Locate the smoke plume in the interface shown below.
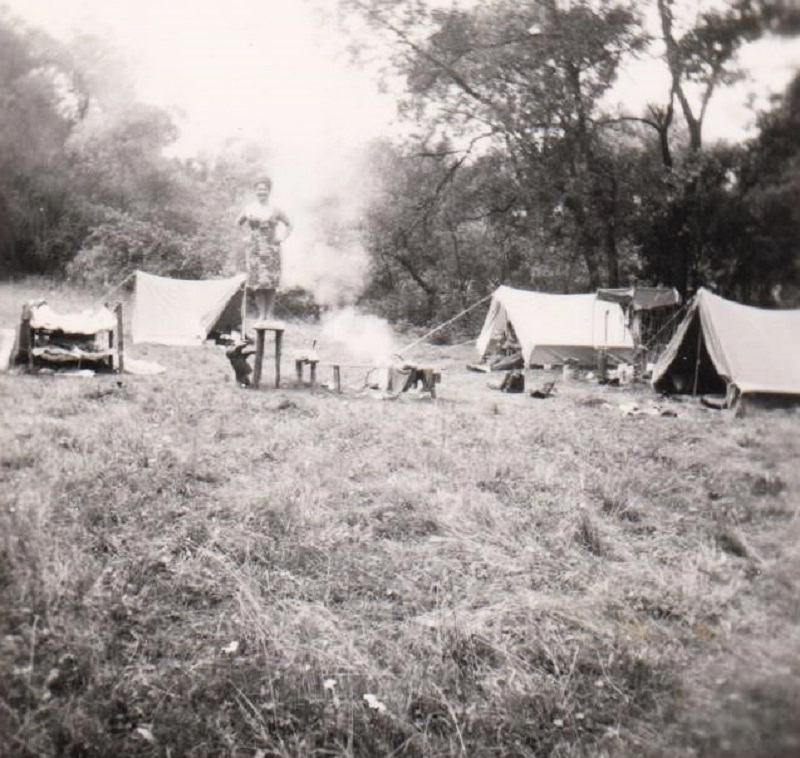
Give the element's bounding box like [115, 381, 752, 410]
[318, 307, 400, 366]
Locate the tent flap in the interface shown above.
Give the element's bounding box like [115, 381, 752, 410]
[132, 271, 246, 346]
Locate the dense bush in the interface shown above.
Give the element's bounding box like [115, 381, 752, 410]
[66, 211, 187, 285]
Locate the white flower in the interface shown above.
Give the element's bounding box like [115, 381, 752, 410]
[135, 725, 155, 743]
[323, 678, 337, 691]
[363, 693, 387, 713]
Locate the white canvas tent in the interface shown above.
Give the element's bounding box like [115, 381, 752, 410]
[476, 286, 635, 367]
[652, 288, 800, 396]
[131, 271, 246, 346]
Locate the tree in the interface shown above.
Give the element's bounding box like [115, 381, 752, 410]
[0, 11, 84, 273]
[0, 9, 257, 282]
[359, 137, 527, 322]
[341, 0, 647, 292]
[66, 102, 180, 214]
[623, 0, 795, 297]
[656, 0, 761, 154]
[730, 71, 800, 303]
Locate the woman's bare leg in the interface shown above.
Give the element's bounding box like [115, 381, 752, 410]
[263, 288, 276, 319]
[254, 290, 266, 321]
[254, 289, 275, 321]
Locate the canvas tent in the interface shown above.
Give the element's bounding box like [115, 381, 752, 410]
[476, 286, 635, 367]
[652, 288, 800, 396]
[131, 271, 246, 346]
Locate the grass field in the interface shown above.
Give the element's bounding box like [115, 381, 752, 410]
[1, 280, 799, 757]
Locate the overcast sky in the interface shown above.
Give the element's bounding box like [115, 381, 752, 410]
[6, 0, 800, 153]
[5, 0, 393, 154]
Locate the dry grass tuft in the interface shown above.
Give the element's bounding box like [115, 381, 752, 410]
[574, 511, 607, 556]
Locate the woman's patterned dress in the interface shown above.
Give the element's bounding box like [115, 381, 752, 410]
[239, 203, 291, 289]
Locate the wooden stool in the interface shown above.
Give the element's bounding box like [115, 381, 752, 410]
[252, 321, 285, 389]
[295, 358, 319, 389]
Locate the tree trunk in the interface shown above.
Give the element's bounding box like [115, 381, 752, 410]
[577, 223, 602, 291]
[395, 252, 436, 298]
[602, 217, 619, 287]
[565, 194, 601, 290]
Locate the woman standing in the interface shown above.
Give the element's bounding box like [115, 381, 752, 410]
[237, 177, 293, 322]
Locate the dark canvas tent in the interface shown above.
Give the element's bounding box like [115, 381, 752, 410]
[596, 286, 683, 358]
[131, 271, 246, 346]
[596, 286, 682, 312]
[652, 288, 800, 397]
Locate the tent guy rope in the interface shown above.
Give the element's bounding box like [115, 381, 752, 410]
[397, 293, 493, 357]
[100, 272, 135, 304]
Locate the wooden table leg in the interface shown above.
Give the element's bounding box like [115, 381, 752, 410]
[115, 302, 124, 373]
[252, 329, 266, 389]
[310, 362, 317, 391]
[19, 305, 32, 370]
[295, 360, 302, 386]
[429, 371, 439, 399]
[274, 330, 282, 388]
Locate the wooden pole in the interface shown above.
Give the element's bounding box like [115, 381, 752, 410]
[240, 282, 247, 339]
[19, 303, 33, 370]
[252, 329, 265, 389]
[275, 329, 282, 388]
[692, 317, 702, 397]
